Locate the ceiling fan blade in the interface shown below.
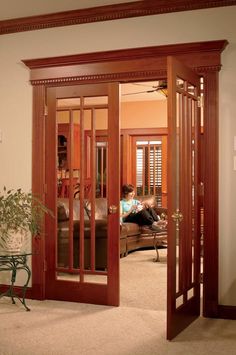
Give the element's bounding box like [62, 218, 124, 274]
[122, 82, 167, 97]
[131, 83, 157, 88]
[122, 90, 152, 96]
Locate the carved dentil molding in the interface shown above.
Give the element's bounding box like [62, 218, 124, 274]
[29, 65, 221, 86]
[1, 0, 236, 35]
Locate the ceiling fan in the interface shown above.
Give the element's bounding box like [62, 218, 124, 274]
[123, 81, 168, 98]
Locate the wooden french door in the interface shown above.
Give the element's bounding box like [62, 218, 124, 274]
[45, 83, 120, 306]
[167, 57, 201, 339]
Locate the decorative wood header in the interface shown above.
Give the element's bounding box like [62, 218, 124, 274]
[1, 0, 236, 35]
[22, 40, 228, 86]
[23, 40, 228, 69]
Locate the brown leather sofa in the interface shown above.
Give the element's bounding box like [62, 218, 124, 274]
[57, 198, 108, 270]
[57, 196, 167, 270]
[120, 195, 167, 257]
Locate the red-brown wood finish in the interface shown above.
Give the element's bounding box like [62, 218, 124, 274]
[202, 71, 219, 317]
[44, 83, 120, 305]
[25, 40, 231, 323]
[31, 85, 46, 300]
[218, 305, 236, 319]
[107, 83, 120, 306]
[167, 56, 201, 340]
[1, 0, 236, 35]
[44, 87, 58, 299]
[23, 40, 227, 71]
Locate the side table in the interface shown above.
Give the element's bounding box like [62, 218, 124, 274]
[140, 228, 167, 262]
[153, 231, 167, 262]
[0, 251, 32, 311]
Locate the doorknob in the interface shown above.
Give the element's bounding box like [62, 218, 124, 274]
[171, 209, 183, 231]
[108, 205, 118, 214]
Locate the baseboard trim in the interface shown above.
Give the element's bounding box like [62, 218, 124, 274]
[0, 285, 32, 299]
[218, 305, 236, 319]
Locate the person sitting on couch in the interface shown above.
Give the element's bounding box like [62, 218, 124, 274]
[120, 184, 167, 232]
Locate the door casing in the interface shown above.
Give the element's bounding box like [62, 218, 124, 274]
[23, 40, 228, 318]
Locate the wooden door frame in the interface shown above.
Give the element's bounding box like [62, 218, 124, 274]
[23, 39, 228, 318]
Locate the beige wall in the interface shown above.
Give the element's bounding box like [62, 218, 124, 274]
[121, 100, 167, 129]
[0, 6, 236, 304]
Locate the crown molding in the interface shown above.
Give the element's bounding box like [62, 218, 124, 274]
[22, 40, 228, 70]
[1, 0, 236, 35]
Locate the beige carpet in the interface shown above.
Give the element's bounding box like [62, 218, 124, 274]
[120, 248, 167, 311]
[0, 249, 236, 355]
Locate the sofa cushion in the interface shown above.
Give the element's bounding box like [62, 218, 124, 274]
[57, 198, 89, 221]
[85, 198, 108, 220]
[121, 222, 141, 237]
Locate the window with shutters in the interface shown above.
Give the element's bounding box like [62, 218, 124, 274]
[136, 139, 163, 206]
[132, 134, 167, 207]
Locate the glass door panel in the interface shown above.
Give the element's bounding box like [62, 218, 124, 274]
[46, 83, 120, 305]
[167, 57, 201, 340]
[56, 99, 109, 284]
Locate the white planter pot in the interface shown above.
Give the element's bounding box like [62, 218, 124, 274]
[0, 231, 26, 253]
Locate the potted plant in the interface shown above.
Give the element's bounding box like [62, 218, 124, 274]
[0, 187, 53, 253]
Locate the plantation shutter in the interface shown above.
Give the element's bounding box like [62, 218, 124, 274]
[136, 140, 162, 206]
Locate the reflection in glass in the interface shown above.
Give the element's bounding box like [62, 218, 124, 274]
[56, 106, 81, 275]
[84, 105, 108, 275]
[56, 96, 109, 285]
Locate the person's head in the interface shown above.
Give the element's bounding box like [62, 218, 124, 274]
[122, 184, 135, 198]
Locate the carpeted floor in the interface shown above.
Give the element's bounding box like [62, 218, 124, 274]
[120, 248, 167, 311]
[0, 248, 236, 355]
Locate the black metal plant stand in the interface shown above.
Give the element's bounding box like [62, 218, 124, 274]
[0, 252, 32, 311]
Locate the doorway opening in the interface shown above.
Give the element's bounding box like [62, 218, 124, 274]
[120, 80, 168, 312]
[54, 79, 170, 310]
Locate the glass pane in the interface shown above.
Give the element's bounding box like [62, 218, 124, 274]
[57, 98, 81, 107]
[96, 140, 107, 198]
[83, 103, 108, 284]
[84, 96, 108, 106]
[56, 96, 108, 284]
[56, 106, 81, 279]
[187, 287, 194, 300]
[176, 77, 184, 90]
[175, 92, 181, 294]
[176, 295, 184, 308]
[187, 82, 196, 96]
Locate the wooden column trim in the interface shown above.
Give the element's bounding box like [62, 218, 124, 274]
[218, 305, 236, 319]
[31, 85, 46, 300]
[202, 71, 219, 317]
